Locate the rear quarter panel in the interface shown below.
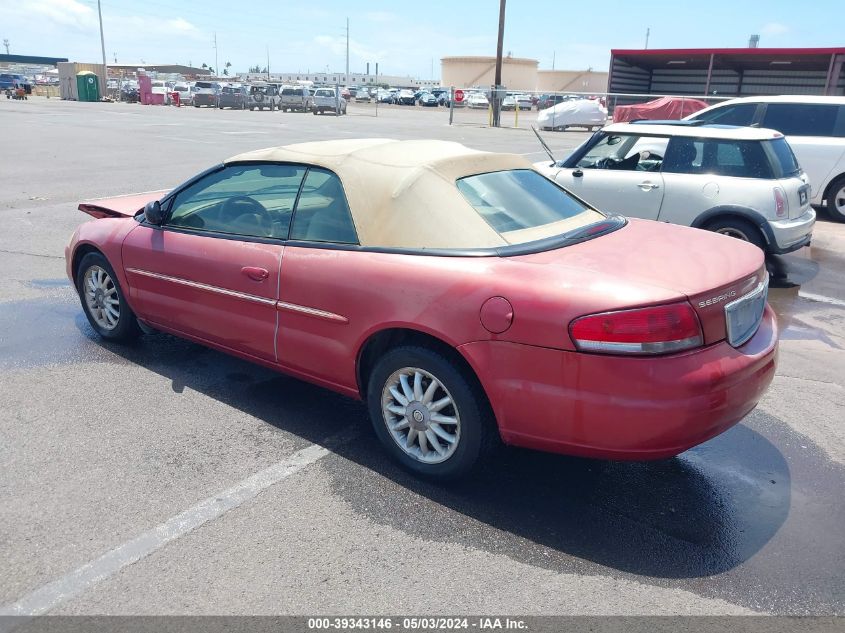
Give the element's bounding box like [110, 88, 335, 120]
[658, 173, 775, 226]
[274, 243, 685, 393]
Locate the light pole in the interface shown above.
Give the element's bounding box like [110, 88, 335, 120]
[345, 17, 350, 86]
[97, 0, 107, 94]
[3, 39, 9, 55]
[492, 0, 506, 127]
[213, 32, 218, 77]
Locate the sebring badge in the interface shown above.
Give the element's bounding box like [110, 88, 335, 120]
[699, 290, 737, 308]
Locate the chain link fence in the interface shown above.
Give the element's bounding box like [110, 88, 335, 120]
[447, 88, 733, 130]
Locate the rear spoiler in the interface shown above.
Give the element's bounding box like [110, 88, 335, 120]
[78, 190, 169, 219]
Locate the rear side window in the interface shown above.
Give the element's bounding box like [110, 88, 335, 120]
[761, 104, 839, 137]
[764, 138, 801, 178]
[456, 169, 600, 239]
[663, 138, 773, 179]
[290, 169, 358, 244]
[691, 103, 757, 126]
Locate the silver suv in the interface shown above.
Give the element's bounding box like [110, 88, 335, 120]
[248, 83, 281, 111]
[535, 121, 815, 255]
[279, 85, 313, 112]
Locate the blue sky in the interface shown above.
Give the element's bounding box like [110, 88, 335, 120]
[4, 0, 842, 78]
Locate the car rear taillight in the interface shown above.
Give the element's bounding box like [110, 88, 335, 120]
[773, 187, 786, 218]
[569, 302, 703, 355]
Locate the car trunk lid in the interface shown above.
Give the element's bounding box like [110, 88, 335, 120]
[78, 190, 168, 219]
[511, 218, 766, 345]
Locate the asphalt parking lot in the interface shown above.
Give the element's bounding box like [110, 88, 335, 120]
[1, 97, 844, 618]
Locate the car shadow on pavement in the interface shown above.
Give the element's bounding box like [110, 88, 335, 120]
[0, 292, 799, 595]
[60, 312, 794, 585]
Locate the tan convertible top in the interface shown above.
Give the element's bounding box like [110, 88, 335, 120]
[226, 139, 536, 249]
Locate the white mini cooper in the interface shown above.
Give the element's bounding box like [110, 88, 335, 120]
[535, 121, 815, 254]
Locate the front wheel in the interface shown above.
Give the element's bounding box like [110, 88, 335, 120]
[76, 252, 140, 341]
[367, 346, 494, 480]
[825, 176, 845, 222]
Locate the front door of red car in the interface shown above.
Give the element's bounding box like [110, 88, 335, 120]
[122, 163, 308, 362]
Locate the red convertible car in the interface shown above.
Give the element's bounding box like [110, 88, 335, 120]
[66, 139, 777, 479]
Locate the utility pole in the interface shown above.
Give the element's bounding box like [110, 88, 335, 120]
[645, 27, 650, 49]
[96, 0, 107, 96]
[345, 17, 349, 85]
[552, 50, 555, 70]
[267, 45, 270, 80]
[492, 0, 506, 127]
[3, 39, 9, 55]
[213, 32, 218, 76]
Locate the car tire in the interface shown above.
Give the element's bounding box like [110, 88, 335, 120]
[313, 108, 318, 115]
[367, 345, 495, 480]
[705, 217, 766, 251]
[76, 252, 141, 342]
[825, 175, 845, 222]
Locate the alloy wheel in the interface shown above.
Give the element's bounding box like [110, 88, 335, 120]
[835, 184, 845, 215]
[381, 367, 461, 464]
[83, 265, 120, 330]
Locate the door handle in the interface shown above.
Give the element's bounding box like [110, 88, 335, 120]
[637, 182, 660, 190]
[242, 266, 269, 281]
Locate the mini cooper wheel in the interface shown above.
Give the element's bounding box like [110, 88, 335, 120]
[76, 252, 140, 341]
[706, 217, 766, 251]
[367, 346, 493, 480]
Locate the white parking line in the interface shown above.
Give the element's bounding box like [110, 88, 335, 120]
[798, 291, 845, 308]
[0, 435, 350, 617]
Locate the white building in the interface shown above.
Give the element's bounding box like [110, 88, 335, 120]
[240, 71, 439, 89]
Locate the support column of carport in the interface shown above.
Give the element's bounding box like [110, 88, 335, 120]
[703, 53, 715, 96]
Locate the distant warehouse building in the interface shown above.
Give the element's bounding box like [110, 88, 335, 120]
[441, 55, 607, 93]
[609, 47, 845, 97]
[442, 56, 539, 91]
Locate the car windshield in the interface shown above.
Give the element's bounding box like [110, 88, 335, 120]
[456, 169, 604, 244]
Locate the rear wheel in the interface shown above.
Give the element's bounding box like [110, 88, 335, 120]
[367, 346, 494, 480]
[825, 176, 845, 222]
[76, 252, 140, 341]
[706, 217, 766, 251]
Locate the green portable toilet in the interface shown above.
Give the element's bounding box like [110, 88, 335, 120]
[76, 71, 99, 101]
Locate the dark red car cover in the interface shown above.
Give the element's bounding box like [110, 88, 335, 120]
[613, 96, 709, 123]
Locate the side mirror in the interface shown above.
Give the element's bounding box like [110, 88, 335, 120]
[144, 200, 164, 225]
